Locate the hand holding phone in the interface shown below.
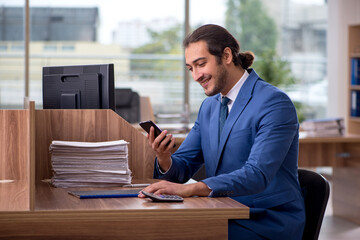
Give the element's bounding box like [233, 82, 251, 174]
[139, 120, 162, 138]
[139, 120, 176, 147]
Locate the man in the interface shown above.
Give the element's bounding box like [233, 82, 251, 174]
[139, 24, 305, 239]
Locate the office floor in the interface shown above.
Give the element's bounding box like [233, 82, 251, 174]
[317, 169, 360, 240]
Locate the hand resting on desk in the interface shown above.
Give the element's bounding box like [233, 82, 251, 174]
[138, 180, 211, 198]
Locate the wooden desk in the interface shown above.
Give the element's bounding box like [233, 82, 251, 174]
[0, 180, 29, 211]
[0, 181, 249, 240]
[298, 134, 360, 167]
[0, 104, 249, 239]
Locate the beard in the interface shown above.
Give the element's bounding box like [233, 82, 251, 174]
[204, 63, 228, 96]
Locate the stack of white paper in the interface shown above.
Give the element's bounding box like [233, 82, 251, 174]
[49, 140, 131, 188]
[301, 118, 344, 137]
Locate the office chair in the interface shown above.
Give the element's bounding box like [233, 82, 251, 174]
[298, 168, 330, 240]
[115, 88, 140, 123]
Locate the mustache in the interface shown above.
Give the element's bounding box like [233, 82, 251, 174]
[196, 74, 211, 82]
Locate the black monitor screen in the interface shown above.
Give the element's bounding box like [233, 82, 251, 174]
[42, 63, 115, 110]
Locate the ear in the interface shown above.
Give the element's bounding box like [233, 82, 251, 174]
[222, 47, 233, 65]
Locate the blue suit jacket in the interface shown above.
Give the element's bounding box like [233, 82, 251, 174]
[154, 69, 305, 239]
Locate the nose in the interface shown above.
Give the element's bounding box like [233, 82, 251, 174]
[193, 69, 203, 82]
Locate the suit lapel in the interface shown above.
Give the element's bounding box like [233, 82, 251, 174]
[209, 95, 221, 175]
[215, 69, 260, 171]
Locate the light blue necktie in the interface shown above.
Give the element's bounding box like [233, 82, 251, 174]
[219, 96, 230, 135]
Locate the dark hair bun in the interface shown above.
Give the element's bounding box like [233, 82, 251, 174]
[238, 51, 255, 69]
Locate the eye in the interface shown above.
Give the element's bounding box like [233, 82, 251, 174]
[187, 67, 193, 72]
[199, 62, 206, 67]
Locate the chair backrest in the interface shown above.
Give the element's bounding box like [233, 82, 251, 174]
[115, 88, 140, 123]
[298, 169, 330, 240]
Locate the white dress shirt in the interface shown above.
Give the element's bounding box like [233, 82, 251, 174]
[220, 69, 249, 113]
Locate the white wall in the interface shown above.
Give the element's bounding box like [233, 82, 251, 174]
[327, 0, 360, 123]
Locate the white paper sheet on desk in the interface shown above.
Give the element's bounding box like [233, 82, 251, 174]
[52, 153, 128, 162]
[51, 157, 128, 163]
[53, 177, 131, 183]
[53, 169, 130, 175]
[52, 165, 128, 170]
[51, 147, 128, 153]
[51, 140, 128, 147]
[89, 169, 128, 174]
[53, 164, 127, 171]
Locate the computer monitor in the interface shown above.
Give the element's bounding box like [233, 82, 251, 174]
[42, 63, 115, 110]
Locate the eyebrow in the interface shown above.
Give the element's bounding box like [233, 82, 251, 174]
[186, 57, 206, 67]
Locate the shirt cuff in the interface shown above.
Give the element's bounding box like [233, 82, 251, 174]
[157, 157, 173, 174]
[201, 181, 213, 197]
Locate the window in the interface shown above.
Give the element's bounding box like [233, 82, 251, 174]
[0, 0, 328, 122]
[0, 45, 8, 51]
[0, 0, 25, 109]
[43, 45, 57, 51]
[61, 45, 75, 51]
[10, 44, 24, 51]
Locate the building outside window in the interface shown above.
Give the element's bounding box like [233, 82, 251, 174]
[0, 0, 327, 123]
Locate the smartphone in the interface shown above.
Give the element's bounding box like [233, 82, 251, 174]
[139, 120, 162, 137]
[139, 120, 175, 147]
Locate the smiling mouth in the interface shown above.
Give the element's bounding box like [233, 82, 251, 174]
[200, 76, 211, 88]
